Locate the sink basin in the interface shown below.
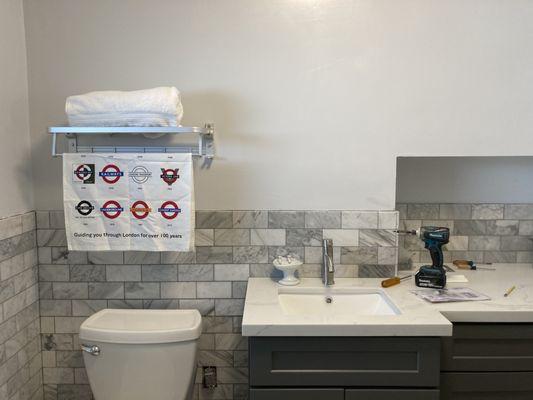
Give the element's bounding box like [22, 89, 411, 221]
[278, 287, 401, 316]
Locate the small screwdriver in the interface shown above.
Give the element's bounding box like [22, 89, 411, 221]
[381, 275, 412, 288]
[394, 229, 417, 235]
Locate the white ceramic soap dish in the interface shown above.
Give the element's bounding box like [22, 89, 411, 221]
[273, 255, 302, 286]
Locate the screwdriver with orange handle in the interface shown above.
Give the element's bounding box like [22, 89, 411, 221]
[381, 275, 412, 288]
[453, 260, 495, 271]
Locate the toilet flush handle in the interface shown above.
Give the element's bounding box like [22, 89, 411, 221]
[81, 344, 100, 356]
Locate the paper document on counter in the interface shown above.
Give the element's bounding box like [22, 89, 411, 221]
[411, 287, 490, 303]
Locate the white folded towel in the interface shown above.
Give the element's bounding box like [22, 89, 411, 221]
[65, 87, 184, 127]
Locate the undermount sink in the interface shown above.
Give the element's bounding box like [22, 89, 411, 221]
[278, 287, 401, 316]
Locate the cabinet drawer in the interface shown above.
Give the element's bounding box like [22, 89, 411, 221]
[441, 324, 533, 371]
[345, 389, 439, 400]
[441, 372, 533, 400]
[249, 388, 343, 400]
[249, 337, 440, 387]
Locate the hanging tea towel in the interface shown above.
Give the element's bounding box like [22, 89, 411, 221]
[63, 153, 194, 251]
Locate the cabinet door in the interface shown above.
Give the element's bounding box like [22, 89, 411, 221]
[442, 323, 533, 371]
[441, 372, 533, 400]
[249, 337, 440, 387]
[345, 389, 439, 400]
[249, 388, 344, 400]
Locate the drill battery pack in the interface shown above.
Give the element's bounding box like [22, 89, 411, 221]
[415, 266, 446, 289]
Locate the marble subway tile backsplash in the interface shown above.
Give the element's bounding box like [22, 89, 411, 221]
[0, 212, 42, 400]
[36, 209, 398, 400]
[397, 203, 533, 268]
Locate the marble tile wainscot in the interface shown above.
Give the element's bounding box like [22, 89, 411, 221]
[397, 203, 533, 269]
[0, 211, 42, 400]
[36, 209, 398, 400]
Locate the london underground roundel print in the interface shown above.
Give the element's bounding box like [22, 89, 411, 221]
[99, 164, 124, 184]
[100, 200, 124, 219]
[158, 201, 182, 220]
[130, 201, 151, 220]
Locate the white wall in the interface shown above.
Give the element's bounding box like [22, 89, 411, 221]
[396, 157, 533, 204]
[23, 0, 533, 211]
[0, 0, 33, 218]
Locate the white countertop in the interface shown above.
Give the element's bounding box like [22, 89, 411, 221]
[242, 264, 533, 337]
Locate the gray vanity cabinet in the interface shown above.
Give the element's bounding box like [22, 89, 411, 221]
[249, 337, 440, 400]
[250, 388, 439, 400]
[440, 323, 533, 399]
[249, 326, 533, 399]
[249, 388, 344, 400]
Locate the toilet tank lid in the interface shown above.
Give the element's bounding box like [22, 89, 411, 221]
[79, 309, 202, 344]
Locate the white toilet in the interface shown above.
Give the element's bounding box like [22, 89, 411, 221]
[79, 309, 202, 400]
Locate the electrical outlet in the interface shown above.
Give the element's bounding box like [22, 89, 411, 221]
[203, 366, 217, 388]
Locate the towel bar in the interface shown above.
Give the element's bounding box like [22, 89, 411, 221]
[48, 124, 215, 160]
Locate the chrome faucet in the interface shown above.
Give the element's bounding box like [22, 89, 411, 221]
[322, 238, 335, 286]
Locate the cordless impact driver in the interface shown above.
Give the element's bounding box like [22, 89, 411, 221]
[396, 226, 450, 289]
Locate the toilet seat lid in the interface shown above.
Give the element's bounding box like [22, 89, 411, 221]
[79, 309, 202, 344]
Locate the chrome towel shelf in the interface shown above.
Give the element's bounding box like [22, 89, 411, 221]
[48, 124, 215, 159]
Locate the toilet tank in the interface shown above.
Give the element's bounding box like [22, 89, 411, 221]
[79, 309, 202, 400]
